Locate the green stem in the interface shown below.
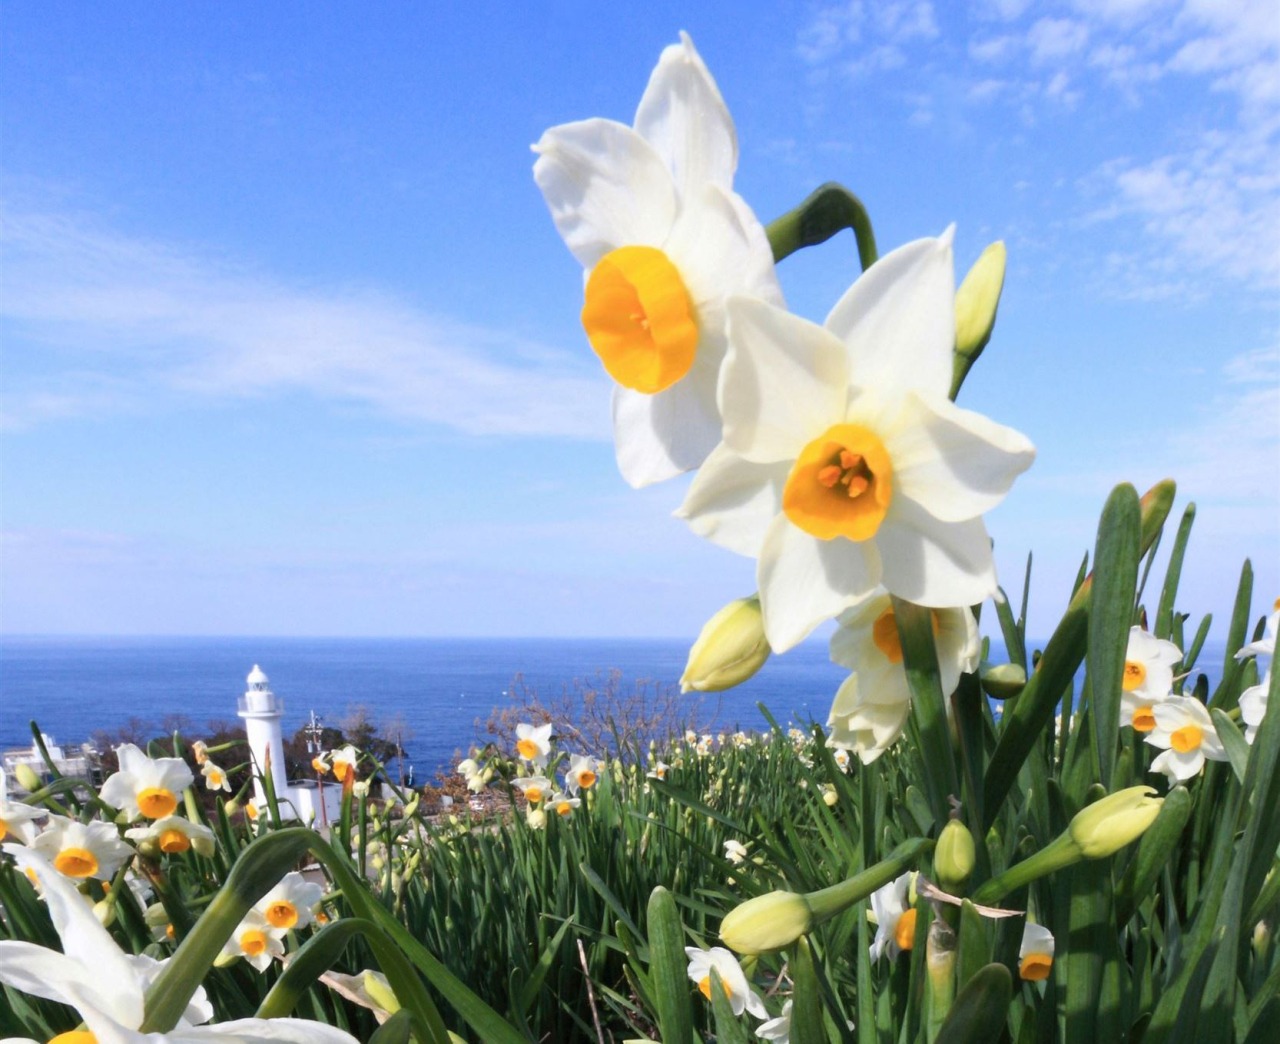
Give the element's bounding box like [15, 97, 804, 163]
[764, 183, 878, 270]
[971, 832, 1081, 904]
[805, 838, 932, 923]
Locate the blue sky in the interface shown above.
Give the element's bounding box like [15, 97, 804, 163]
[2, 1, 1276, 644]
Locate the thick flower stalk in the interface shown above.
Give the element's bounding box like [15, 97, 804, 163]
[677, 230, 1035, 651]
[533, 33, 782, 487]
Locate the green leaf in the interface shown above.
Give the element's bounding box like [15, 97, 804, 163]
[708, 967, 751, 1044]
[1114, 785, 1192, 925]
[790, 936, 828, 1044]
[1155, 502, 1195, 640]
[1211, 709, 1250, 785]
[368, 1009, 415, 1044]
[764, 182, 877, 271]
[255, 918, 369, 1019]
[936, 963, 1012, 1044]
[647, 886, 694, 1044]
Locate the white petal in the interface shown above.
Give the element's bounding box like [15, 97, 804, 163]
[759, 517, 880, 652]
[183, 1018, 364, 1042]
[676, 443, 788, 556]
[875, 500, 996, 607]
[0, 941, 112, 1010]
[720, 297, 848, 463]
[532, 118, 677, 268]
[633, 32, 737, 200]
[888, 392, 1036, 523]
[826, 230, 955, 402]
[612, 373, 721, 488]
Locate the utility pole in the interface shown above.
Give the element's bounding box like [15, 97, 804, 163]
[303, 710, 328, 828]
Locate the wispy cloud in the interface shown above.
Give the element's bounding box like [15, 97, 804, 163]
[0, 199, 610, 437]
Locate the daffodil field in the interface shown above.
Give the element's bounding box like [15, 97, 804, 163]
[3, 31, 1279, 1044]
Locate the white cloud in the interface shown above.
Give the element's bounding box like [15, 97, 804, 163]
[0, 202, 610, 438]
[970, 35, 1018, 63]
[1027, 18, 1090, 64]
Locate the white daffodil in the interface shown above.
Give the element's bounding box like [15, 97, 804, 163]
[647, 760, 670, 781]
[533, 32, 783, 488]
[256, 871, 325, 933]
[1237, 602, 1278, 662]
[1119, 626, 1182, 733]
[678, 232, 1035, 652]
[1019, 922, 1055, 982]
[1146, 695, 1228, 783]
[566, 754, 599, 794]
[329, 745, 359, 783]
[723, 839, 749, 865]
[514, 722, 553, 766]
[0, 783, 43, 845]
[32, 814, 134, 882]
[696, 734, 715, 757]
[125, 816, 215, 858]
[548, 792, 582, 818]
[684, 945, 768, 1019]
[869, 872, 918, 962]
[191, 740, 209, 765]
[0, 846, 214, 1032]
[312, 753, 332, 775]
[100, 744, 195, 821]
[827, 592, 978, 763]
[512, 776, 554, 805]
[757, 999, 793, 1042]
[1240, 670, 1270, 744]
[201, 760, 231, 793]
[220, 909, 285, 972]
[832, 748, 851, 773]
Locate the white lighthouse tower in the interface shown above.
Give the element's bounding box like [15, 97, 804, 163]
[237, 665, 289, 812]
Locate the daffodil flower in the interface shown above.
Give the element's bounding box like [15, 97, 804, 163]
[1019, 922, 1055, 982]
[1236, 601, 1278, 662]
[566, 754, 599, 794]
[32, 814, 134, 882]
[329, 745, 359, 783]
[513, 775, 554, 805]
[190, 740, 209, 765]
[100, 744, 195, 821]
[678, 231, 1036, 651]
[684, 946, 767, 1019]
[646, 761, 670, 781]
[1119, 626, 1182, 733]
[869, 872, 918, 961]
[255, 871, 324, 932]
[757, 999, 793, 1043]
[533, 33, 783, 488]
[548, 792, 582, 818]
[827, 591, 978, 762]
[1145, 695, 1228, 782]
[1240, 670, 1270, 744]
[125, 816, 215, 858]
[0, 781, 43, 845]
[723, 839, 749, 865]
[514, 722, 553, 767]
[200, 760, 231, 793]
[220, 909, 285, 972]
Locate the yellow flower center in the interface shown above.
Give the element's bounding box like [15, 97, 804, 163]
[1131, 707, 1157, 733]
[166, 923, 176, 940]
[783, 424, 893, 542]
[525, 786, 544, 804]
[1170, 725, 1203, 753]
[49, 1032, 98, 1044]
[240, 928, 269, 957]
[0, 818, 8, 841]
[209, 770, 224, 786]
[516, 738, 541, 761]
[1019, 953, 1053, 981]
[312, 757, 328, 774]
[577, 770, 597, 789]
[698, 974, 732, 1002]
[158, 828, 192, 854]
[556, 801, 574, 817]
[245, 804, 259, 820]
[137, 787, 178, 819]
[333, 760, 353, 782]
[581, 245, 697, 394]
[265, 900, 299, 929]
[54, 847, 99, 878]
[1122, 660, 1147, 692]
[894, 908, 918, 952]
[871, 606, 941, 664]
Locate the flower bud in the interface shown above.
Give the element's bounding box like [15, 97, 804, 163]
[979, 662, 1026, 700]
[14, 763, 42, 793]
[1069, 786, 1163, 858]
[681, 596, 771, 693]
[954, 241, 1006, 359]
[363, 970, 401, 1017]
[719, 890, 813, 954]
[93, 898, 117, 927]
[933, 819, 976, 894]
[144, 902, 170, 928]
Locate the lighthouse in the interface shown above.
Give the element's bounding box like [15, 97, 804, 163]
[237, 665, 289, 811]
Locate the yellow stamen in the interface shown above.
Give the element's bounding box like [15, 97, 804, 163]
[516, 738, 541, 761]
[894, 908, 918, 952]
[265, 900, 299, 930]
[1019, 953, 1053, 981]
[137, 787, 178, 819]
[1131, 707, 1157, 733]
[1170, 725, 1203, 753]
[158, 828, 192, 854]
[577, 770, 597, 789]
[1122, 660, 1147, 692]
[581, 245, 697, 394]
[783, 424, 893, 542]
[54, 847, 99, 878]
[240, 928, 269, 957]
[49, 1032, 98, 1044]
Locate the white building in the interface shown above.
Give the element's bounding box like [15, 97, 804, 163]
[236, 665, 342, 826]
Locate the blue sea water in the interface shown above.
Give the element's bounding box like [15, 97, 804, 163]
[0, 636, 850, 779]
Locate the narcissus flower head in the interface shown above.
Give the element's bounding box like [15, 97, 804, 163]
[220, 909, 284, 972]
[126, 815, 216, 858]
[0, 785, 42, 845]
[513, 776, 554, 805]
[32, 814, 134, 882]
[514, 722, 553, 767]
[329, 745, 359, 783]
[548, 792, 581, 818]
[533, 33, 783, 488]
[99, 744, 194, 821]
[1019, 922, 1055, 981]
[566, 754, 599, 794]
[869, 872, 918, 961]
[1146, 697, 1228, 783]
[256, 871, 325, 932]
[201, 760, 231, 793]
[1119, 627, 1182, 733]
[684, 946, 768, 1018]
[677, 231, 1035, 651]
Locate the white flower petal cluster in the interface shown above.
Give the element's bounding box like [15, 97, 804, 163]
[125, 816, 216, 858]
[0, 782, 43, 845]
[566, 754, 599, 794]
[1236, 601, 1277, 744]
[100, 744, 195, 821]
[1146, 695, 1228, 783]
[32, 813, 134, 882]
[513, 775, 554, 804]
[677, 232, 1035, 651]
[757, 999, 793, 1042]
[256, 871, 325, 932]
[220, 908, 286, 973]
[1019, 922, 1055, 982]
[1119, 626, 1182, 732]
[827, 591, 978, 763]
[868, 872, 917, 962]
[202, 760, 231, 793]
[684, 945, 767, 1019]
[533, 33, 782, 488]
[515, 722, 553, 767]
